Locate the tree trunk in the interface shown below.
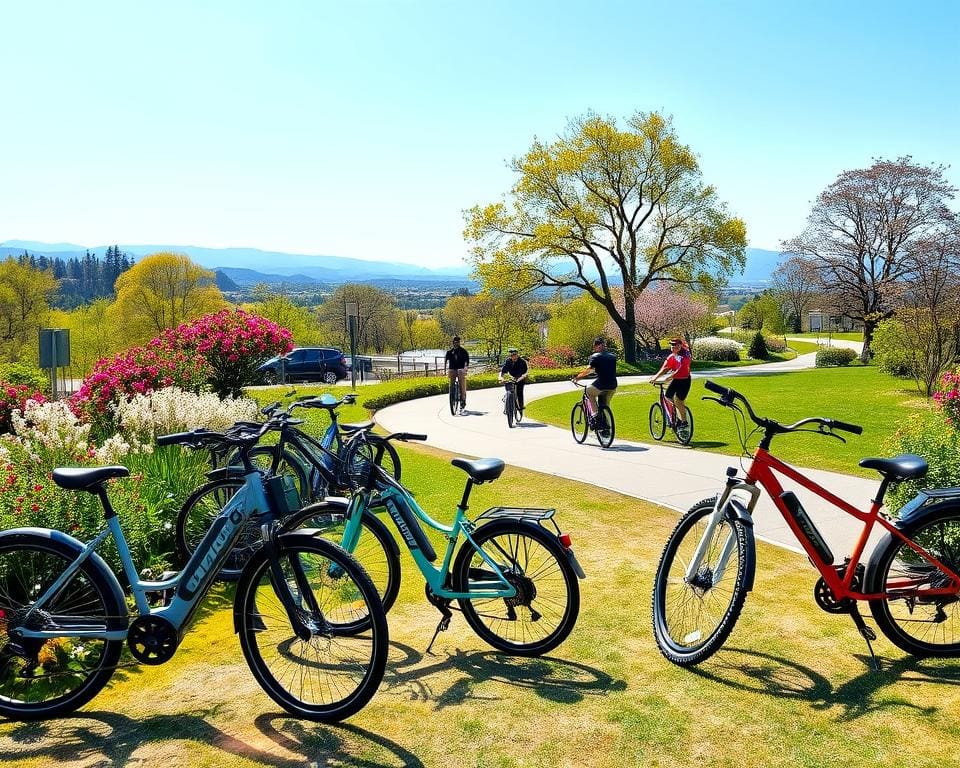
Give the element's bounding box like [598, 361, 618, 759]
[616, 318, 637, 364]
[861, 321, 875, 364]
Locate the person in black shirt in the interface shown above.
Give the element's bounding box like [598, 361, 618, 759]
[499, 347, 528, 410]
[572, 337, 618, 430]
[444, 336, 470, 412]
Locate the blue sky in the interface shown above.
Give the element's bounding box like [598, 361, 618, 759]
[2, 0, 958, 268]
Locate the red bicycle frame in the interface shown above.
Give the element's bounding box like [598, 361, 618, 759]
[745, 447, 960, 601]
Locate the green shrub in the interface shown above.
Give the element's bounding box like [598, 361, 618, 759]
[883, 410, 960, 513]
[0, 362, 49, 391]
[815, 347, 857, 367]
[763, 335, 787, 353]
[748, 332, 769, 360]
[872, 319, 914, 378]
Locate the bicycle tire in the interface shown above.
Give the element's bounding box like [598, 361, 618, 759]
[505, 391, 515, 428]
[175, 477, 257, 580]
[570, 403, 588, 443]
[651, 497, 755, 666]
[236, 533, 388, 722]
[250, 445, 312, 500]
[364, 435, 402, 483]
[283, 504, 402, 621]
[449, 379, 459, 416]
[867, 508, 960, 657]
[514, 393, 523, 424]
[597, 405, 615, 448]
[649, 402, 666, 441]
[675, 408, 694, 446]
[0, 533, 126, 720]
[452, 519, 580, 656]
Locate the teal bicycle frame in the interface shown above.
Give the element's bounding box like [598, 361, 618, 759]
[339, 479, 518, 601]
[16, 470, 270, 644]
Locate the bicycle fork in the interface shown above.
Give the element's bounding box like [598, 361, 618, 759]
[684, 473, 759, 587]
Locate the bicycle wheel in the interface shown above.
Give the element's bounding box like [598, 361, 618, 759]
[675, 408, 694, 446]
[570, 403, 588, 443]
[249, 446, 311, 501]
[453, 520, 580, 656]
[649, 402, 666, 441]
[175, 477, 257, 580]
[505, 391, 515, 428]
[236, 534, 388, 722]
[364, 435, 402, 482]
[868, 509, 960, 657]
[514, 393, 523, 424]
[651, 497, 755, 666]
[449, 379, 459, 416]
[283, 504, 401, 620]
[0, 533, 126, 719]
[597, 406, 615, 448]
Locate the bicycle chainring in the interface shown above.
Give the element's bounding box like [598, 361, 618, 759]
[127, 615, 179, 665]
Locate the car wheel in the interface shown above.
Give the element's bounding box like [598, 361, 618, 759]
[323, 371, 338, 385]
[262, 370, 277, 385]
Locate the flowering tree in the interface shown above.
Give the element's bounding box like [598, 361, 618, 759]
[0, 383, 47, 434]
[605, 286, 713, 351]
[168, 309, 293, 397]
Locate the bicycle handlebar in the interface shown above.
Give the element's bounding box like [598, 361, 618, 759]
[702, 379, 863, 437]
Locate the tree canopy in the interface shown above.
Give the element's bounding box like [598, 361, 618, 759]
[465, 111, 746, 363]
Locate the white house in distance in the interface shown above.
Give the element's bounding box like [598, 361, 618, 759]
[807, 309, 863, 333]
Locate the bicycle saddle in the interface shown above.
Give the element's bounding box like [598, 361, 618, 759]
[451, 457, 505, 483]
[53, 466, 130, 491]
[859, 453, 928, 481]
[341, 421, 374, 432]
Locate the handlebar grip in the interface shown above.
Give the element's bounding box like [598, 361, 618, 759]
[703, 380, 728, 396]
[831, 420, 863, 436]
[156, 431, 200, 446]
[396, 433, 427, 442]
[261, 401, 281, 415]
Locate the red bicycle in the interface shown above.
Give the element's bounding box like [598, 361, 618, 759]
[652, 379, 960, 669]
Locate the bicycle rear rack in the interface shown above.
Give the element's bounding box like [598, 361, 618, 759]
[476, 507, 556, 521]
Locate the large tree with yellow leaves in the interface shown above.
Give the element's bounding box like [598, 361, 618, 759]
[464, 112, 746, 364]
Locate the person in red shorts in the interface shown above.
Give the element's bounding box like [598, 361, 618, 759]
[651, 337, 692, 428]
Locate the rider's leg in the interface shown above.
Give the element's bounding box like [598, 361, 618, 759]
[673, 395, 687, 423]
[598, 390, 614, 430]
[585, 384, 601, 422]
[516, 382, 525, 410]
[458, 369, 467, 408]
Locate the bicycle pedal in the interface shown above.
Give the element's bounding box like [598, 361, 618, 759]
[859, 625, 877, 642]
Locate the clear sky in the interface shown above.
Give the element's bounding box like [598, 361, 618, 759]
[2, 0, 958, 268]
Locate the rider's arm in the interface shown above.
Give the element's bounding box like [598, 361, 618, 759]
[573, 366, 593, 382]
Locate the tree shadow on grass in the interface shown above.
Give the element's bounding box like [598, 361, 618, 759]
[0, 710, 422, 768]
[382, 642, 626, 709]
[690, 647, 959, 721]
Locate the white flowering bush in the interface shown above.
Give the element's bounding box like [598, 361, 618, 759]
[10, 399, 120, 465]
[692, 337, 742, 362]
[115, 387, 260, 446]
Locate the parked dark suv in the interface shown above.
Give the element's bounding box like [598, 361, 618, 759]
[257, 347, 349, 385]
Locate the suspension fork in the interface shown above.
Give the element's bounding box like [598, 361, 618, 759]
[684, 478, 760, 584]
[261, 522, 315, 640]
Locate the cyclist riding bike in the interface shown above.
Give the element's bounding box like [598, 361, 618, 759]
[572, 337, 617, 432]
[498, 347, 528, 412]
[444, 336, 469, 413]
[651, 336, 692, 429]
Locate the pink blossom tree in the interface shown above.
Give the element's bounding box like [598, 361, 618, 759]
[605, 286, 713, 351]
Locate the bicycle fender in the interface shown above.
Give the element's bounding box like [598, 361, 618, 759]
[0, 527, 127, 621]
[724, 500, 756, 593]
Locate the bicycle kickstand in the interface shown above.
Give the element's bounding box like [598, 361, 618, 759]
[425, 599, 453, 655]
[847, 604, 881, 671]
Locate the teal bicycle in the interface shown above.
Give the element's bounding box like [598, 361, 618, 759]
[0, 423, 388, 722]
[309, 431, 585, 655]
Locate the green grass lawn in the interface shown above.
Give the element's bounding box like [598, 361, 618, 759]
[790, 331, 863, 342]
[3, 444, 960, 767]
[785, 339, 821, 354]
[526, 366, 927, 475]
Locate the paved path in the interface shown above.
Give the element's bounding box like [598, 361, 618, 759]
[376, 344, 885, 558]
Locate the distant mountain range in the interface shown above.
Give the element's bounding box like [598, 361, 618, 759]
[0, 240, 783, 288]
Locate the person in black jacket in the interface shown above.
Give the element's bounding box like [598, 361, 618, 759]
[498, 347, 528, 411]
[572, 337, 618, 431]
[444, 336, 470, 412]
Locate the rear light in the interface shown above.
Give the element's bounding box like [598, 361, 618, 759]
[559, 533, 572, 548]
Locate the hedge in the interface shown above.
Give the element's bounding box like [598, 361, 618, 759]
[815, 347, 858, 367]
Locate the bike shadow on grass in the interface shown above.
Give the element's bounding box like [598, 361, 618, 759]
[689, 647, 960, 721]
[381, 642, 626, 709]
[0, 710, 424, 768]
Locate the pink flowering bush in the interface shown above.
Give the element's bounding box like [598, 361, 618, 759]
[0, 383, 47, 434]
[540, 345, 578, 367]
[73, 309, 293, 434]
[933, 368, 960, 428]
[529, 354, 560, 369]
[168, 309, 293, 398]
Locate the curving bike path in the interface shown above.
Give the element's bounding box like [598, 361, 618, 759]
[375, 344, 883, 557]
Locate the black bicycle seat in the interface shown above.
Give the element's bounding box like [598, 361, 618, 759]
[451, 457, 505, 483]
[341, 421, 374, 432]
[53, 466, 130, 491]
[859, 453, 928, 481]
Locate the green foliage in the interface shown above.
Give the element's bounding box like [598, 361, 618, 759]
[815, 347, 858, 367]
[747, 331, 769, 360]
[871, 319, 913, 377]
[547, 294, 609, 359]
[0, 362, 48, 391]
[884, 410, 960, 512]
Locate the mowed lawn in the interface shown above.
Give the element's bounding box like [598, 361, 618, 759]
[2, 444, 960, 768]
[526, 366, 927, 476]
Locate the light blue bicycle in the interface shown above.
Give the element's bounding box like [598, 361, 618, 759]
[0, 423, 388, 722]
